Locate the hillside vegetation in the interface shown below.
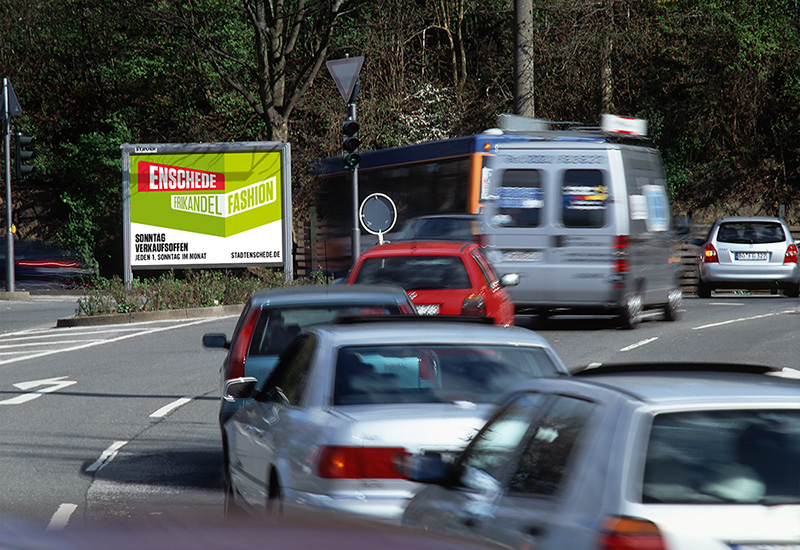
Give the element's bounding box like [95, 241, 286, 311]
[1, 0, 798, 277]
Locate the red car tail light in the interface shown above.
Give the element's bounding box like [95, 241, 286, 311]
[227, 307, 260, 380]
[599, 516, 666, 550]
[461, 294, 486, 317]
[317, 446, 410, 479]
[785, 244, 798, 264]
[703, 243, 719, 263]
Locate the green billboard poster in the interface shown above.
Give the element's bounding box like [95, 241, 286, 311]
[122, 142, 292, 281]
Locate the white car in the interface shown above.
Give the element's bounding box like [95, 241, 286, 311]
[403, 364, 800, 549]
[222, 317, 569, 521]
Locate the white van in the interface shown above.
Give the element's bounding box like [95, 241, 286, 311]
[482, 114, 684, 328]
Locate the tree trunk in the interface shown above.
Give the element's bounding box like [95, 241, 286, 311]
[514, 0, 535, 117]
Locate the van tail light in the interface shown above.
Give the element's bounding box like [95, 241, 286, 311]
[317, 446, 410, 479]
[599, 516, 666, 550]
[462, 294, 486, 317]
[227, 307, 260, 380]
[703, 243, 719, 263]
[785, 244, 798, 264]
[612, 235, 630, 289]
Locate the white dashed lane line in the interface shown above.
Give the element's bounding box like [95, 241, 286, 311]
[46, 503, 78, 531]
[85, 440, 129, 473]
[150, 396, 195, 418]
[620, 337, 659, 352]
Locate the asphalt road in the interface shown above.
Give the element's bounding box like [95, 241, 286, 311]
[0, 293, 797, 536]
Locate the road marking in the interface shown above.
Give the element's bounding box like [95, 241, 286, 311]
[86, 440, 128, 473]
[0, 317, 226, 366]
[0, 376, 78, 405]
[150, 396, 194, 418]
[620, 337, 659, 352]
[46, 503, 78, 530]
[692, 311, 787, 330]
[0, 339, 103, 350]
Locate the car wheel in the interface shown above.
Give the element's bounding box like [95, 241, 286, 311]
[620, 292, 643, 330]
[786, 284, 800, 298]
[663, 288, 682, 322]
[697, 281, 712, 298]
[266, 469, 283, 516]
[223, 463, 246, 518]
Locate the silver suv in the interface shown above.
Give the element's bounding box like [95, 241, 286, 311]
[693, 216, 799, 297]
[403, 364, 800, 550]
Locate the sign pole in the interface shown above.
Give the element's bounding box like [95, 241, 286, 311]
[348, 102, 360, 263]
[3, 78, 14, 292]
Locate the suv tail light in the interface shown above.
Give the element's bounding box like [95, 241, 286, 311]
[784, 244, 798, 264]
[612, 235, 630, 289]
[227, 307, 260, 380]
[317, 446, 410, 479]
[599, 516, 666, 550]
[702, 243, 719, 263]
[462, 294, 486, 317]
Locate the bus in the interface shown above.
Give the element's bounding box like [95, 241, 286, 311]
[312, 128, 536, 274]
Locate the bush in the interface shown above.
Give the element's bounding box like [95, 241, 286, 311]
[75, 268, 332, 316]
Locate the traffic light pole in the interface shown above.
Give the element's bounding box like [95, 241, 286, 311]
[3, 79, 14, 292]
[348, 102, 361, 263]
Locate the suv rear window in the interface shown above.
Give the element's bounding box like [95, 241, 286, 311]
[642, 409, 800, 504]
[354, 255, 470, 290]
[716, 222, 786, 244]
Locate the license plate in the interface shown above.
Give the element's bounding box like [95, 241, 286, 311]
[504, 250, 543, 262]
[735, 252, 768, 261]
[416, 304, 440, 315]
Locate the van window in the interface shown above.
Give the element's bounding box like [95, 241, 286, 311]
[494, 169, 544, 228]
[561, 170, 607, 228]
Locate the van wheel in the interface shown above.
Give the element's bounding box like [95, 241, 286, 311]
[663, 288, 682, 322]
[697, 282, 712, 298]
[620, 293, 643, 329]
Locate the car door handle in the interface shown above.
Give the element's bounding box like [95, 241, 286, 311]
[247, 425, 266, 438]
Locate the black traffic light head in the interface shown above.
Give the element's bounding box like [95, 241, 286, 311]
[15, 133, 36, 180]
[342, 117, 360, 171]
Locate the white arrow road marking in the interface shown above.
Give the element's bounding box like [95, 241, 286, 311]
[150, 396, 194, 418]
[47, 503, 78, 531]
[86, 440, 128, 473]
[0, 376, 77, 405]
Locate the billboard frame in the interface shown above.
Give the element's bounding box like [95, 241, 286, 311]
[122, 141, 293, 285]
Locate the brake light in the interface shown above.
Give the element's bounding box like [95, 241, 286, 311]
[462, 294, 486, 317]
[317, 446, 409, 479]
[703, 243, 718, 263]
[785, 244, 798, 264]
[227, 307, 260, 380]
[612, 236, 630, 289]
[599, 517, 666, 550]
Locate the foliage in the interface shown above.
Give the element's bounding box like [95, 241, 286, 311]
[75, 268, 332, 316]
[2, 0, 798, 283]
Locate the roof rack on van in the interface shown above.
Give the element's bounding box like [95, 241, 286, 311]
[493, 113, 651, 144]
[335, 315, 496, 325]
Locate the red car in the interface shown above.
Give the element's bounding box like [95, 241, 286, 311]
[346, 241, 518, 325]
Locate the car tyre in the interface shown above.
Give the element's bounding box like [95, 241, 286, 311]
[663, 288, 682, 322]
[697, 281, 712, 298]
[620, 292, 643, 330]
[786, 284, 800, 298]
[266, 469, 283, 517]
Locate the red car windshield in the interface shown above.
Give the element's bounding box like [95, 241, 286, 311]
[355, 256, 470, 290]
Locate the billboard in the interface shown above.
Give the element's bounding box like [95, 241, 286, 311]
[122, 142, 292, 283]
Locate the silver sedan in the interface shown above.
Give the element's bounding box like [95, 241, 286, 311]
[222, 318, 569, 521]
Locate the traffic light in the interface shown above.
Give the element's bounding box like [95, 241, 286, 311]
[15, 132, 35, 180]
[342, 117, 360, 171]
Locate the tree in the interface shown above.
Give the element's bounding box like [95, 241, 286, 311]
[156, 0, 351, 142]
